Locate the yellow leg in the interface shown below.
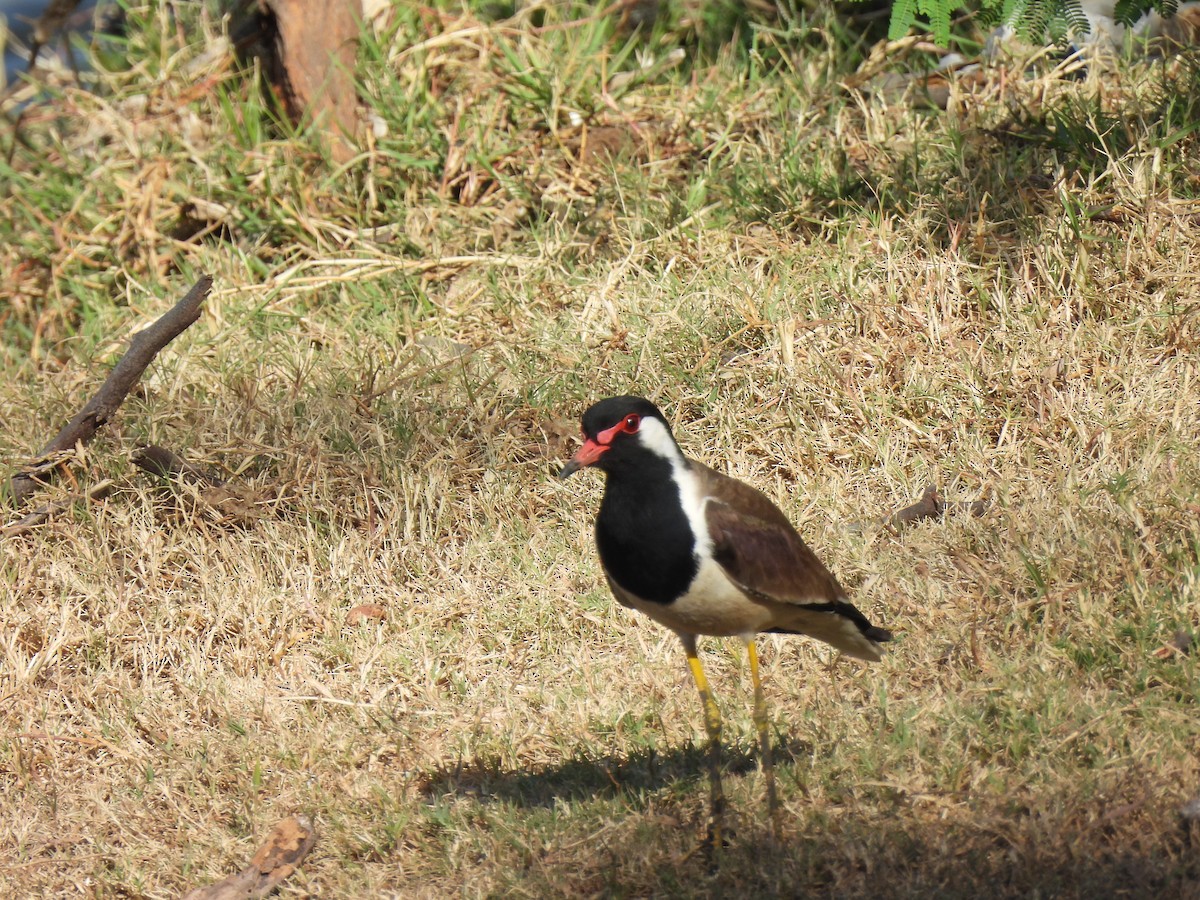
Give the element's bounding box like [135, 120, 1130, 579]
[747, 638, 781, 838]
[682, 635, 725, 848]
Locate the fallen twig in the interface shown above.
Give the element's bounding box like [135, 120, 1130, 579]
[2, 480, 116, 537]
[6, 275, 213, 509]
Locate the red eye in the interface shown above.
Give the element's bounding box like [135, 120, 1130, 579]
[623, 414, 640, 433]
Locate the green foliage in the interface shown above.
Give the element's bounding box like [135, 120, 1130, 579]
[878, 0, 1180, 46]
[1114, 0, 1178, 25]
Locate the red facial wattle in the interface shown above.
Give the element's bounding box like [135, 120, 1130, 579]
[596, 413, 640, 445]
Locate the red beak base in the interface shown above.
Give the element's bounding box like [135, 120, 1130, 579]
[558, 438, 609, 479]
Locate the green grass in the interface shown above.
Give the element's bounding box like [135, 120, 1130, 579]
[2, 1, 1200, 896]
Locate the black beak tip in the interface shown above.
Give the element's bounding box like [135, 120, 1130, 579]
[558, 460, 580, 480]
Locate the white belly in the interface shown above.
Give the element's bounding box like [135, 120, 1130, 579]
[622, 556, 774, 638]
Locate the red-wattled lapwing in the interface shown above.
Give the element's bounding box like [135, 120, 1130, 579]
[559, 396, 892, 843]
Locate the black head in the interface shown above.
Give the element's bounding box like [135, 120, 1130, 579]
[559, 396, 678, 479]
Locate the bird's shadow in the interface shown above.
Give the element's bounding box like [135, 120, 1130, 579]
[419, 732, 811, 808]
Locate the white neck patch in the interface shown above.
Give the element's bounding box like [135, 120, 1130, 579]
[637, 417, 713, 555]
[636, 417, 684, 464]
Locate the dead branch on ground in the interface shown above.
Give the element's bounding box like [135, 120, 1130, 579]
[6, 275, 213, 509]
[1, 480, 116, 537]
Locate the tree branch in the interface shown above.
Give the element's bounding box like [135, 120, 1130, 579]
[7, 275, 213, 508]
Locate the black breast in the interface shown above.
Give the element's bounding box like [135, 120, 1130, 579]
[594, 459, 698, 605]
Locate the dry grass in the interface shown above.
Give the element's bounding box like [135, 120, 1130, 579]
[2, 2, 1200, 896]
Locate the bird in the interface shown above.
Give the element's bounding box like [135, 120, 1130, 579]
[559, 396, 892, 845]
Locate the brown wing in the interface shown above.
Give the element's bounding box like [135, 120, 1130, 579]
[693, 462, 845, 606]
